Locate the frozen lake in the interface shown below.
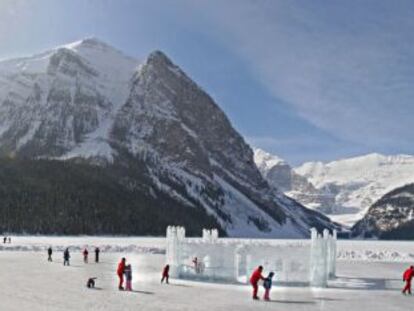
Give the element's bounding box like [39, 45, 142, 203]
[1, 237, 413, 310]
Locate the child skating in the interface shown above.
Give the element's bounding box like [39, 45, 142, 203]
[124, 264, 132, 291]
[263, 272, 275, 301]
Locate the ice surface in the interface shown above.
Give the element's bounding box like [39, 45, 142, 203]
[0, 237, 412, 311]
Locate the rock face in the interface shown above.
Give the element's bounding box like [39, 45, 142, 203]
[0, 38, 338, 237]
[352, 183, 414, 239]
[255, 149, 414, 227]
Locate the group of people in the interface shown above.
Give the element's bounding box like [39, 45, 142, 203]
[82, 247, 100, 263]
[250, 266, 274, 301]
[250, 264, 414, 300]
[116, 258, 170, 291]
[3, 236, 11, 244]
[46, 246, 100, 265]
[43, 247, 414, 299]
[116, 258, 133, 291]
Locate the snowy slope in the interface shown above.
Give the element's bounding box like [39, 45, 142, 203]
[254, 148, 285, 172]
[0, 37, 140, 160]
[352, 183, 414, 239]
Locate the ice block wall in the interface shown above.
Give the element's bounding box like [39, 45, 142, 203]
[309, 228, 337, 287]
[166, 226, 186, 278]
[166, 226, 336, 287]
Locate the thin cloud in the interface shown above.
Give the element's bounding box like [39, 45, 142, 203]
[186, 0, 414, 150]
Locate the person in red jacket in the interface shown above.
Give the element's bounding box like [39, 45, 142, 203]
[250, 265, 265, 300]
[161, 264, 170, 284]
[402, 265, 414, 294]
[117, 258, 126, 290]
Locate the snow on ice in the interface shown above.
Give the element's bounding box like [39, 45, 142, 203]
[0, 234, 413, 310]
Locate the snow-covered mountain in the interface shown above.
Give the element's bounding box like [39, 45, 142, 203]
[0, 38, 139, 159]
[254, 149, 318, 194]
[296, 153, 414, 225]
[352, 183, 414, 239]
[255, 149, 414, 227]
[0, 38, 338, 237]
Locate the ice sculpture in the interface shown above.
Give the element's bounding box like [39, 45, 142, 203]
[165, 226, 337, 287]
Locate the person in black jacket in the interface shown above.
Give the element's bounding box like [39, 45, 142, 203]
[47, 247, 53, 262]
[63, 248, 70, 266]
[263, 272, 275, 301]
[95, 247, 100, 263]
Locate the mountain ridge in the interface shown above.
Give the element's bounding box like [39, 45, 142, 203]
[254, 148, 414, 227]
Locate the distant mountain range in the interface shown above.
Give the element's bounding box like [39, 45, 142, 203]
[255, 149, 414, 238]
[0, 38, 338, 237]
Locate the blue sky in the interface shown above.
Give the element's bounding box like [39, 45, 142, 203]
[1, 0, 413, 165]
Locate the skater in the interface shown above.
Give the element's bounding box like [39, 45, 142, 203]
[250, 266, 265, 300]
[95, 247, 100, 263]
[87, 277, 97, 288]
[47, 247, 53, 262]
[124, 264, 132, 291]
[83, 248, 89, 263]
[402, 265, 414, 294]
[63, 248, 70, 266]
[8, 237, 11, 243]
[263, 272, 275, 301]
[3, 237, 6, 244]
[161, 264, 170, 284]
[117, 258, 126, 290]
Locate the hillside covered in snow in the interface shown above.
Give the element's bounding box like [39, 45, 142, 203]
[352, 183, 414, 239]
[0, 38, 338, 237]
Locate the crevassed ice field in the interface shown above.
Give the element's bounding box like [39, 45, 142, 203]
[1, 237, 413, 311]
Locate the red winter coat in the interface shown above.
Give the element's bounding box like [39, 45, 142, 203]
[117, 261, 126, 275]
[403, 268, 414, 281]
[250, 268, 264, 285]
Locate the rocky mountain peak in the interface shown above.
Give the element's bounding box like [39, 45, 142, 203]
[0, 39, 339, 237]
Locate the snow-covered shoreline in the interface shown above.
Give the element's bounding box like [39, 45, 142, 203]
[1, 236, 414, 263]
[0, 236, 165, 254]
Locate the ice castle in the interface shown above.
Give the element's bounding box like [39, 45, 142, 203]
[166, 226, 337, 287]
